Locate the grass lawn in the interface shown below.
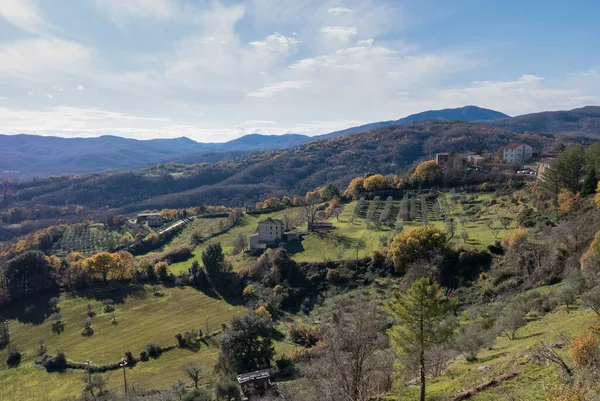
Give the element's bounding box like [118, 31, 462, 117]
[165, 190, 531, 274]
[385, 304, 596, 400]
[0, 285, 244, 400]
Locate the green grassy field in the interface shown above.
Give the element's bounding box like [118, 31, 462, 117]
[385, 303, 595, 400]
[0, 286, 244, 400]
[164, 191, 530, 274]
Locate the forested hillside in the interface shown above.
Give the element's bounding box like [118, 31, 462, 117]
[488, 106, 600, 137]
[1, 121, 569, 213]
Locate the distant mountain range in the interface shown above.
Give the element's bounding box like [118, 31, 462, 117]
[319, 105, 509, 139]
[1, 105, 599, 179]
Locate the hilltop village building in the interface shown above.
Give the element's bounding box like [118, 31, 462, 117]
[503, 144, 533, 163]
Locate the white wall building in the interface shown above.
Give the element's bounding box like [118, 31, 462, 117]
[250, 218, 284, 251]
[503, 144, 533, 163]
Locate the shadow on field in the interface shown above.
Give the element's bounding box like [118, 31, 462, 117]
[284, 240, 305, 255]
[1, 290, 60, 325]
[79, 283, 148, 304]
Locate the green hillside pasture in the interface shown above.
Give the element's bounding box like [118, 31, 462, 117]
[169, 209, 305, 273]
[398, 192, 527, 249]
[0, 286, 244, 400]
[386, 306, 595, 401]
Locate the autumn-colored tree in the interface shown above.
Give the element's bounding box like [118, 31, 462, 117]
[83, 252, 121, 283]
[501, 228, 528, 249]
[389, 226, 449, 272]
[344, 177, 365, 200]
[410, 160, 440, 185]
[326, 196, 343, 220]
[114, 251, 134, 280]
[595, 181, 600, 209]
[363, 174, 389, 192]
[263, 197, 283, 210]
[256, 305, 272, 320]
[580, 230, 600, 280]
[546, 383, 586, 401]
[557, 189, 580, 214]
[568, 331, 600, 368]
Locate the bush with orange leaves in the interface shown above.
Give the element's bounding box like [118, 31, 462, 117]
[568, 331, 600, 369]
[501, 228, 528, 249]
[581, 230, 600, 281]
[546, 382, 586, 401]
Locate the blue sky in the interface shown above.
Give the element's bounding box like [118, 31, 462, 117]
[0, 0, 598, 141]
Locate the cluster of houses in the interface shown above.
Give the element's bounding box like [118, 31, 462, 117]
[435, 143, 557, 178]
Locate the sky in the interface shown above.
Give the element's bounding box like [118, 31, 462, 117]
[0, 0, 599, 142]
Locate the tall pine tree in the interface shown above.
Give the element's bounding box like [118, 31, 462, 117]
[581, 167, 598, 197]
[389, 278, 455, 401]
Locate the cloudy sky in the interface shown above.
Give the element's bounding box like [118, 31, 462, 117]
[0, 0, 599, 142]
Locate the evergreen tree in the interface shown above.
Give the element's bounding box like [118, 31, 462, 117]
[201, 242, 225, 284]
[389, 278, 455, 401]
[541, 145, 586, 199]
[581, 167, 598, 197]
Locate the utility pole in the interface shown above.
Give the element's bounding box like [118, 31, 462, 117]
[86, 359, 92, 383]
[119, 357, 128, 395]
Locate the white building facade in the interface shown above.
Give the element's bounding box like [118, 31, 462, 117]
[250, 218, 284, 251]
[503, 144, 533, 163]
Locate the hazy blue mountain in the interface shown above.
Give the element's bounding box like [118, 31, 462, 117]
[0, 133, 309, 178]
[319, 106, 510, 139]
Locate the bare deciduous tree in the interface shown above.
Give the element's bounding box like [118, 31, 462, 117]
[303, 295, 394, 401]
[183, 362, 202, 389]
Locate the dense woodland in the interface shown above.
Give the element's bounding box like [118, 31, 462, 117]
[0, 121, 583, 215]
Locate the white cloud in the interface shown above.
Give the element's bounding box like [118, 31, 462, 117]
[0, 0, 53, 35]
[243, 120, 277, 125]
[247, 80, 311, 97]
[433, 74, 599, 115]
[53, 85, 64, 92]
[77, 85, 85, 91]
[27, 91, 34, 96]
[321, 26, 358, 40]
[46, 93, 53, 99]
[0, 38, 91, 80]
[94, 0, 175, 21]
[249, 33, 299, 53]
[328, 7, 354, 15]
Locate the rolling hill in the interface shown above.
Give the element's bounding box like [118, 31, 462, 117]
[487, 106, 600, 136]
[3, 120, 569, 213]
[4, 105, 600, 179]
[320, 105, 510, 139]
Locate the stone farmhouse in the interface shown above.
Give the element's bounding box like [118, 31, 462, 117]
[137, 212, 165, 227]
[503, 144, 533, 163]
[250, 217, 284, 251]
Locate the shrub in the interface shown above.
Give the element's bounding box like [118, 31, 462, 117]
[145, 343, 162, 359]
[153, 285, 164, 297]
[569, 331, 600, 368]
[256, 305, 272, 320]
[124, 351, 137, 366]
[46, 351, 68, 371]
[80, 319, 94, 337]
[287, 324, 320, 348]
[182, 388, 212, 401]
[102, 299, 114, 313]
[215, 377, 241, 401]
[86, 304, 95, 318]
[155, 262, 170, 281]
[6, 344, 21, 367]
